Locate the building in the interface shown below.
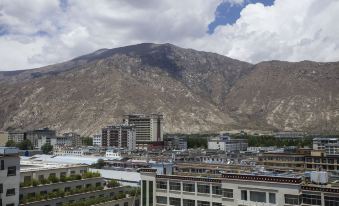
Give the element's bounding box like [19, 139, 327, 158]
[0, 147, 20, 206]
[63, 132, 82, 147]
[7, 131, 26, 144]
[208, 134, 248, 153]
[273, 131, 305, 140]
[139, 168, 303, 206]
[20, 160, 139, 206]
[123, 114, 163, 145]
[93, 134, 102, 147]
[140, 168, 339, 206]
[0, 131, 9, 146]
[50, 136, 73, 149]
[313, 137, 339, 155]
[102, 124, 136, 150]
[53, 147, 87, 156]
[26, 128, 56, 149]
[164, 136, 187, 151]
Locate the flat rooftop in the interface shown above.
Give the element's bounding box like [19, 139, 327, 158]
[0, 147, 19, 156]
[20, 159, 86, 173]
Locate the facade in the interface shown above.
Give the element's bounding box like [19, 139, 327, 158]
[313, 138, 339, 155]
[273, 131, 305, 140]
[93, 134, 102, 147]
[0, 131, 9, 146]
[50, 136, 73, 149]
[123, 114, 163, 144]
[140, 168, 339, 206]
[164, 136, 187, 151]
[53, 147, 87, 156]
[26, 128, 56, 149]
[63, 132, 82, 147]
[7, 131, 26, 144]
[208, 135, 248, 153]
[0, 147, 20, 206]
[102, 124, 136, 150]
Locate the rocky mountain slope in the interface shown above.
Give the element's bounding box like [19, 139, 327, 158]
[0, 43, 338, 135]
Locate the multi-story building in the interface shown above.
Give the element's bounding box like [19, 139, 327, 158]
[313, 137, 339, 155]
[164, 136, 187, 151]
[102, 124, 136, 150]
[7, 131, 26, 144]
[93, 134, 102, 147]
[50, 136, 73, 149]
[208, 134, 248, 153]
[140, 168, 339, 206]
[26, 128, 56, 149]
[0, 131, 9, 146]
[123, 114, 163, 145]
[20, 160, 139, 206]
[63, 132, 82, 147]
[0, 147, 20, 206]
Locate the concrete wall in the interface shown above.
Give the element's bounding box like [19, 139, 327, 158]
[0, 155, 20, 206]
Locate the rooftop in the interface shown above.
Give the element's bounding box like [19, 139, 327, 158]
[20, 159, 87, 173]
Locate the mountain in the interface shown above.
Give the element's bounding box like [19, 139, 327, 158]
[0, 43, 338, 135]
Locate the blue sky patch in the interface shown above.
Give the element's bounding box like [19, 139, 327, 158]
[208, 0, 275, 33]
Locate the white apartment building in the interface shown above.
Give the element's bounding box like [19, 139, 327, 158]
[93, 134, 102, 147]
[208, 134, 248, 153]
[0, 147, 20, 206]
[313, 138, 339, 155]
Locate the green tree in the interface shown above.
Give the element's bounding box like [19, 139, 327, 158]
[17, 139, 33, 150]
[41, 143, 53, 154]
[5, 140, 16, 147]
[82, 137, 93, 146]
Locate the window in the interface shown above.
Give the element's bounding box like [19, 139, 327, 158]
[303, 194, 321, 205]
[183, 183, 195, 192]
[197, 184, 210, 194]
[60, 172, 66, 177]
[7, 166, 16, 176]
[250, 191, 266, 203]
[169, 197, 181, 206]
[38, 175, 44, 181]
[1, 160, 4, 170]
[197, 201, 210, 206]
[157, 181, 167, 190]
[269, 193, 276, 204]
[223, 189, 233, 198]
[124, 202, 129, 206]
[169, 182, 181, 191]
[241, 190, 247, 200]
[6, 189, 15, 196]
[65, 187, 71, 192]
[325, 195, 339, 206]
[212, 185, 222, 195]
[212, 203, 222, 206]
[142, 180, 146, 206]
[49, 173, 56, 178]
[285, 194, 301, 205]
[6, 204, 14, 206]
[149, 181, 153, 206]
[0, 184, 3, 193]
[76, 185, 82, 189]
[156, 196, 167, 204]
[183, 199, 195, 206]
[96, 182, 101, 187]
[24, 176, 31, 183]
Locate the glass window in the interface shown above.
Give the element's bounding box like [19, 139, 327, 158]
[197, 201, 209, 206]
[183, 183, 195, 192]
[6, 188, 15, 196]
[7, 166, 16, 176]
[142, 180, 146, 206]
[156, 196, 167, 204]
[169, 182, 181, 191]
[285, 194, 301, 205]
[212, 203, 222, 206]
[241, 190, 247, 200]
[183, 199, 195, 206]
[250, 191, 266, 203]
[1, 160, 4, 170]
[223, 189, 233, 198]
[169, 197, 181, 206]
[269, 193, 276, 204]
[303, 194, 321, 205]
[149, 181, 153, 206]
[156, 181, 167, 190]
[197, 184, 210, 194]
[212, 185, 222, 195]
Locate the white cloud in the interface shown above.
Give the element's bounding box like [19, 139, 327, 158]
[0, 0, 338, 70]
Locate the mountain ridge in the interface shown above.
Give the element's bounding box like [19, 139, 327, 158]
[0, 43, 338, 135]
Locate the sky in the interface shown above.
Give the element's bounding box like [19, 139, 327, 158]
[0, 0, 339, 71]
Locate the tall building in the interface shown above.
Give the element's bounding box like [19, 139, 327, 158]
[7, 131, 26, 144]
[63, 132, 82, 147]
[93, 134, 102, 147]
[102, 124, 136, 150]
[0, 147, 20, 206]
[123, 114, 163, 144]
[208, 134, 248, 153]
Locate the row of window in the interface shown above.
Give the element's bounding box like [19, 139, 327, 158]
[157, 181, 223, 195]
[240, 190, 276, 204]
[156, 196, 221, 206]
